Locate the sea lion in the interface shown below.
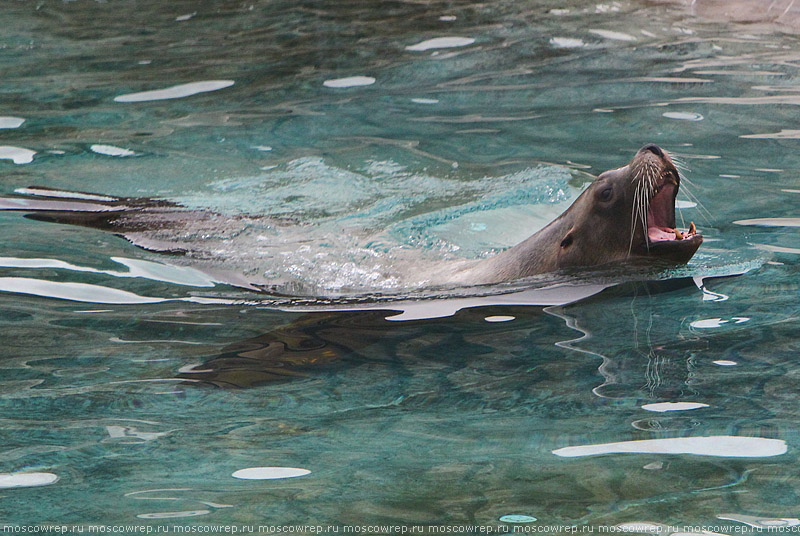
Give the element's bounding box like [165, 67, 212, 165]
[0, 144, 701, 290]
[444, 144, 702, 285]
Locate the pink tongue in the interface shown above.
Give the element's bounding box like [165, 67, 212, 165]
[648, 226, 675, 242]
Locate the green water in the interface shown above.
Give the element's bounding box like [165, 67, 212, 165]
[1, 0, 800, 533]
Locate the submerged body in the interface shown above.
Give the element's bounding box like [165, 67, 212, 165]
[0, 145, 701, 291]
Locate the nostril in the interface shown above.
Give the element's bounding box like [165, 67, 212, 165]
[641, 144, 664, 157]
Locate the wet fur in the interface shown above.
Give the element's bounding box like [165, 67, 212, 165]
[0, 146, 702, 289]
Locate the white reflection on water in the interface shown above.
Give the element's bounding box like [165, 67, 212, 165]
[322, 76, 376, 88]
[734, 218, 800, 227]
[0, 472, 58, 489]
[0, 256, 216, 287]
[0, 277, 165, 304]
[127, 488, 231, 520]
[137, 511, 210, 519]
[0, 146, 36, 164]
[484, 315, 515, 323]
[550, 37, 585, 48]
[717, 513, 800, 529]
[232, 467, 311, 480]
[751, 243, 800, 255]
[693, 277, 729, 302]
[0, 277, 234, 305]
[105, 425, 171, 443]
[552, 436, 787, 458]
[405, 37, 475, 51]
[0, 117, 25, 129]
[290, 282, 611, 322]
[91, 144, 135, 157]
[588, 29, 636, 41]
[499, 515, 537, 524]
[741, 129, 800, 139]
[14, 187, 116, 202]
[690, 317, 749, 329]
[663, 111, 704, 121]
[641, 402, 709, 412]
[114, 80, 235, 102]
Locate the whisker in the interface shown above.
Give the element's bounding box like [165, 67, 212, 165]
[629, 182, 640, 256]
[676, 175, 714, 225]
[678, 188, 714, 226]
[670, 155, 692, 174]
[639, 180, 649, 252]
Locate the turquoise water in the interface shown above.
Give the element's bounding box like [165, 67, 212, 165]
[2, 0, 800, 532]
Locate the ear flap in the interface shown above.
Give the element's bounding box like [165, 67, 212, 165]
[560, 230, 574, 248]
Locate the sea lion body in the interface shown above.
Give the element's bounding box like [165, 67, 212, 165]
[0, 145, 702, 290]
[440, 144, 702, 285]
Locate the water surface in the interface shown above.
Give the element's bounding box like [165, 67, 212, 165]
[1, 0, 800, 532]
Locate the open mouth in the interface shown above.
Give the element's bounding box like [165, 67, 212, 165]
[633, 153, 702, 263]
[646, 180, 699, 245]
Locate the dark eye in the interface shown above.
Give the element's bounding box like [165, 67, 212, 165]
[599, 187, 613, 202]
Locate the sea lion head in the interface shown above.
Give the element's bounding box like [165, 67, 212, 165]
[555, 144, 702, 269]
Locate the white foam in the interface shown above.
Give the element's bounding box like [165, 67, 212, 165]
[0, 146, 36, 164]
[114, 80, 235, 102]
[91, 144, 135, 157]
[232, 467, 311, 480]
[0, 116, 25, 129]
[253, 145, 272, 152]
[0, 472, 58, 488]
[641, 402, 709, 412]
[405, 37, 475, 51]
[550, 37, 585, 48]
[412, 98, 440, 104]
[323, 76, 376, 88]
[588, 29, 636, 41]
[552, 436, 787, 458]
